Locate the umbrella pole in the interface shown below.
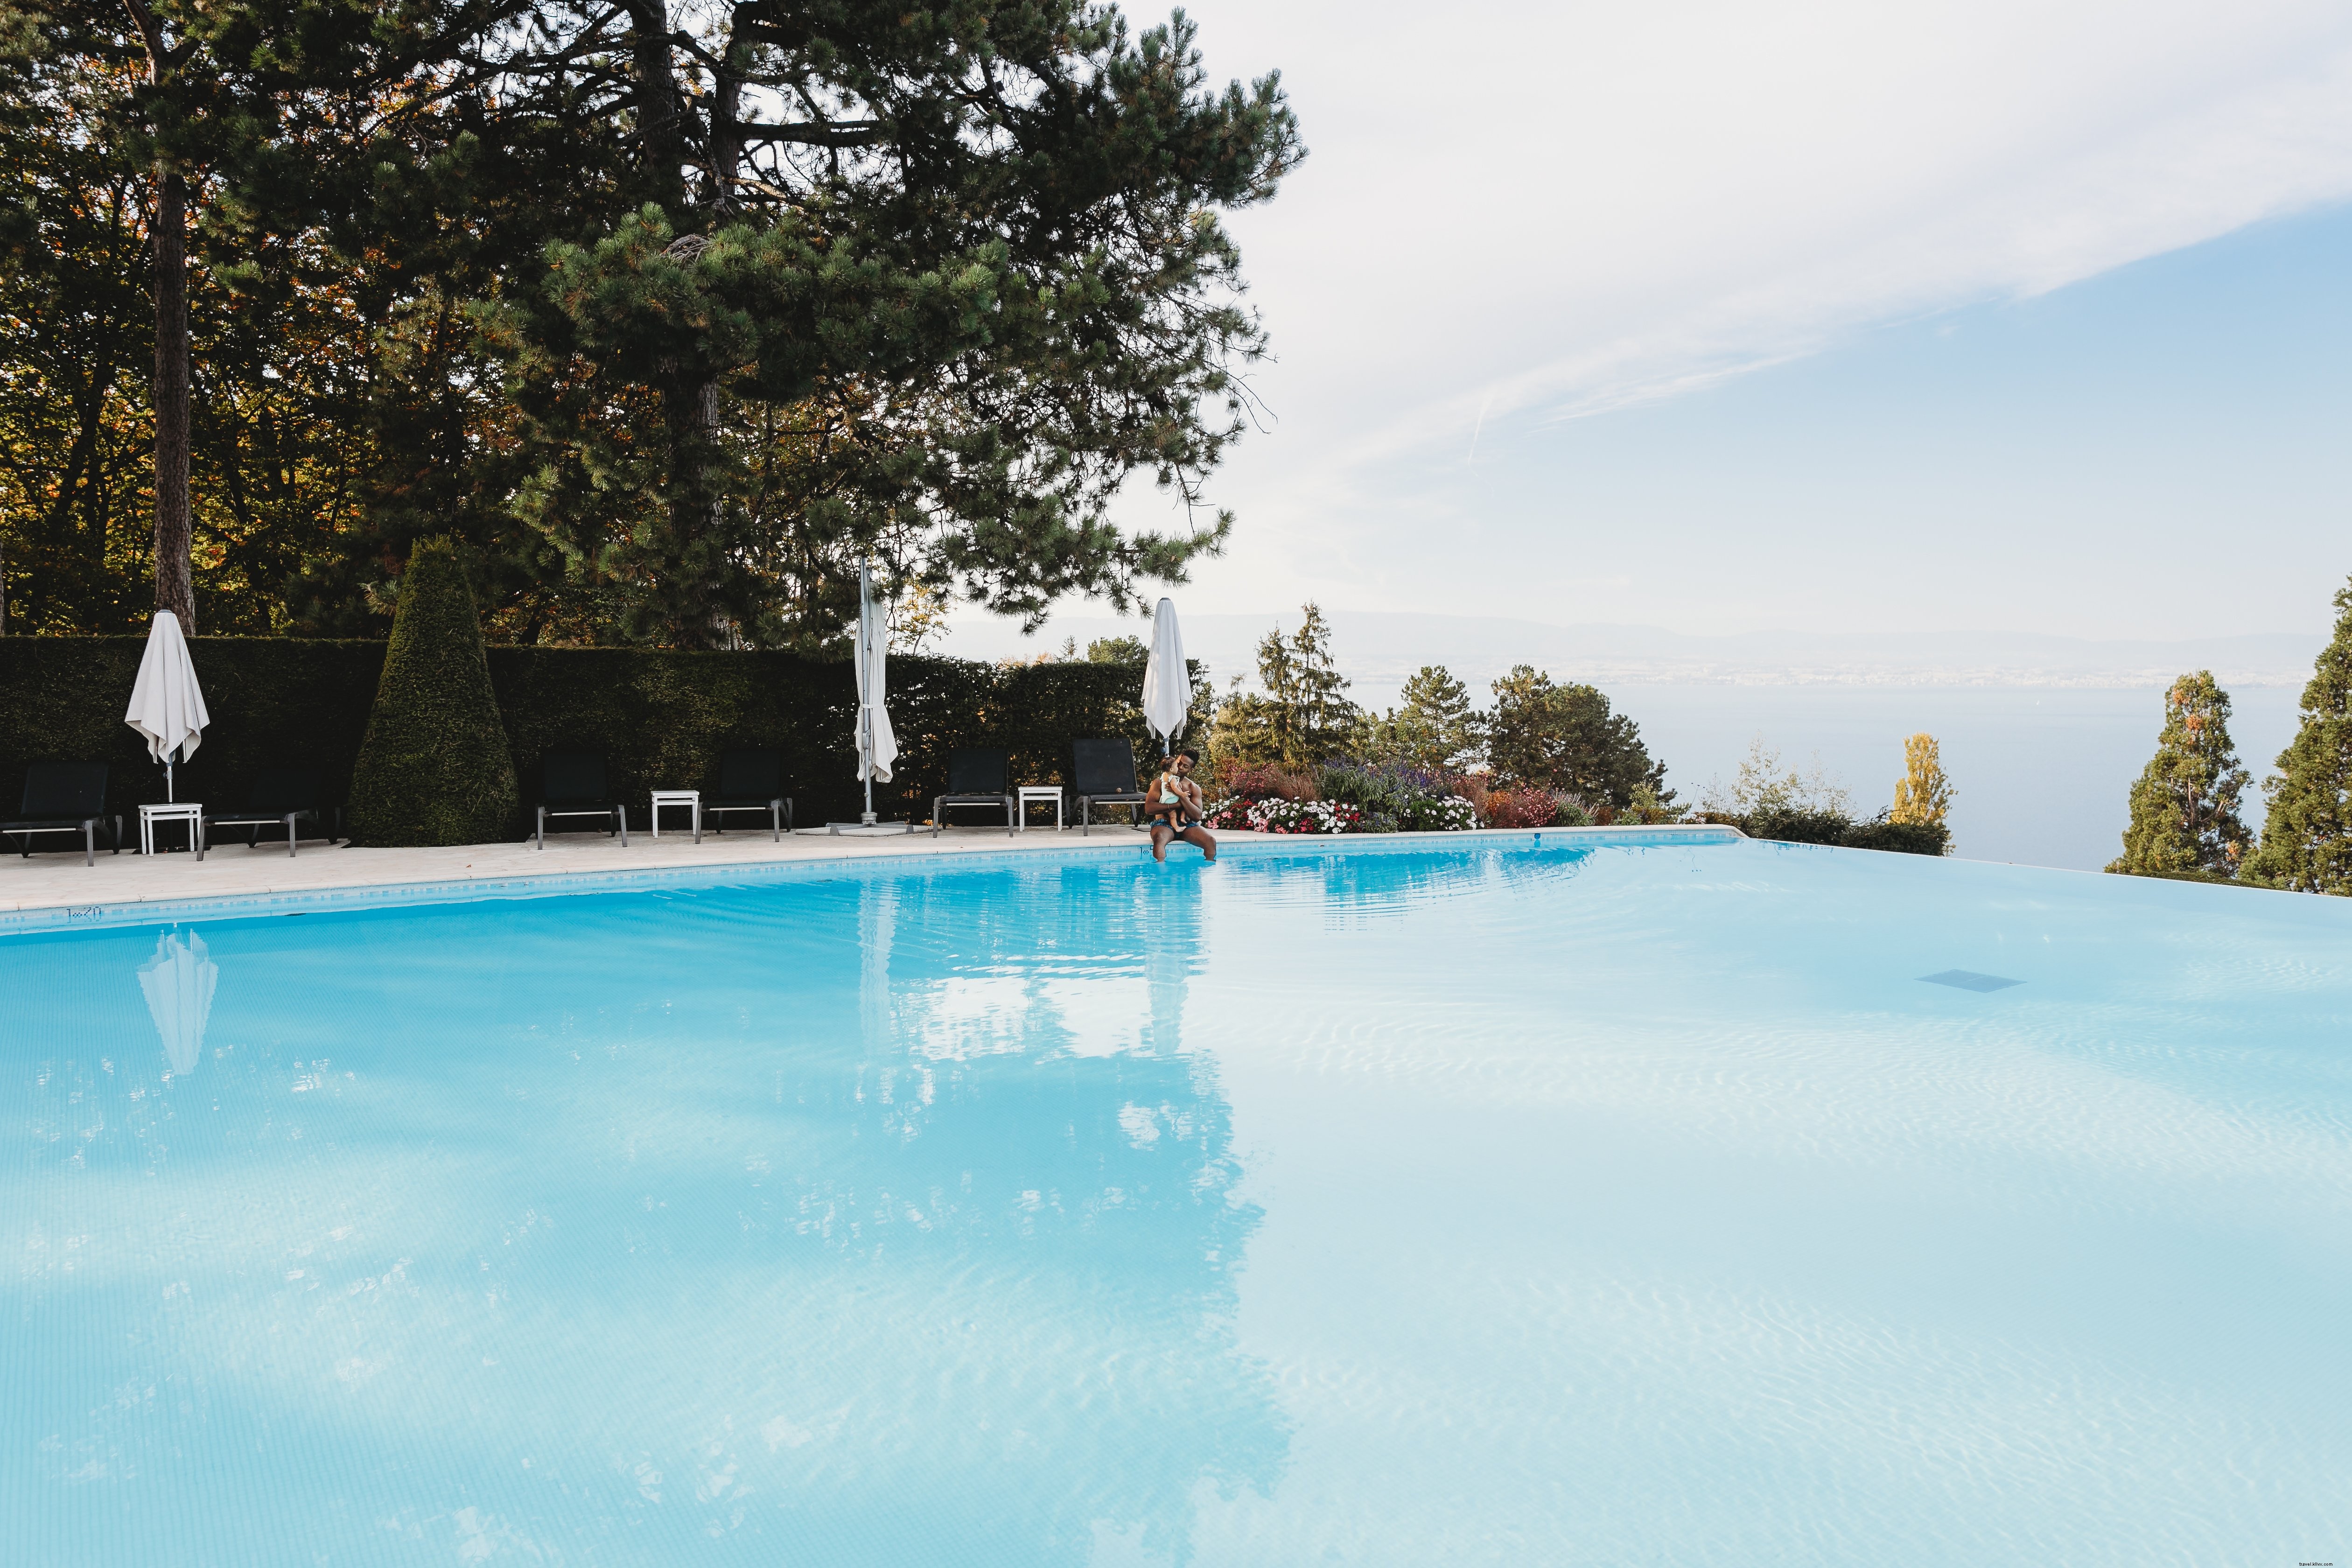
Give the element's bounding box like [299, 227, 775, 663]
[860, 561, 877, 825]
[166, 756, 174, 804]
[861, 709, 876, 825]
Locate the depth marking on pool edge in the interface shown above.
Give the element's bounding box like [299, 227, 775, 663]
[1918, 970, 2024, 993]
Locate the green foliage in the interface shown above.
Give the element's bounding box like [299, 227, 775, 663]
[0, 634, 384, 822]
[1704, 735, 1851, 818]
[2247, 579, 2352, 893]
[1303, 762, 1480, 833]
[346, 540, 518, 845]
[2107, 671, 2253, 880]
[1209, 602, 1363, 769]
[1365, 664, 1487, 772]
[1616, 782, 1679, 825]
[1, 0, 1301, 646]
[1085, 636, 1149, 665]
[1486, 666, 1666, 808]
[1730, 805, 1949, 856]
[0, 632, 1171, 833]
[1839, 815, 1951, 856]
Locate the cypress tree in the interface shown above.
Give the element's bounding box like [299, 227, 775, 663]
[2247, 580, 2352, 893]
[346, 539, 519, 846]
[2108, 671, 2254, 880]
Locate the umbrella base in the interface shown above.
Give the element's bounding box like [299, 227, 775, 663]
[815, 821, 917, 836]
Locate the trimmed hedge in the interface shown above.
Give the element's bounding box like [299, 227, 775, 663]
[348, 541, 521, 846]
[0, 637, 1167, 835]
[1723, 807, 1951, 856]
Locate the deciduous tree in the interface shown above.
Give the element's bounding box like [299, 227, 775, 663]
[1487, 666, 1665, 809]
[1890, 732, 1953, 827]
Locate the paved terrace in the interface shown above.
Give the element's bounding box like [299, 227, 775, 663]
[0, 821, 1211, 916]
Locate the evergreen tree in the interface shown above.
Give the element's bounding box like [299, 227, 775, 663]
[1890, 732, 1953, 827]
[346, 538, 520, 846]
[1084, 635, 1149, 665]
[2247, 583, 2352, 892]
[1208, 602, 1361, 768]
[1368, 665, 1487, 772]
[2108, 672, 2253, 879]
[0, 0, 1301, 647]
[1487, 666, 1666, 809]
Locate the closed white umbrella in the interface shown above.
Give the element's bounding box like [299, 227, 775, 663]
[853, 560, 898, 825]
[125, 610, 209, 801]
[1142, 597, 1189, 756]
[139, 929, 217, 1078]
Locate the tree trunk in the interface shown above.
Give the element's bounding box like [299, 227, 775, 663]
[152, 163, 195, 630]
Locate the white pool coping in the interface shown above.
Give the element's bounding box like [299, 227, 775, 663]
[0, 823, 1744, 934]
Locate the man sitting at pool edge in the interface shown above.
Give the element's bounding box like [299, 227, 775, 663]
[1147, 748, 1216, 863]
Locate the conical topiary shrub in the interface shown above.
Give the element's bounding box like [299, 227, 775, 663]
[346, 539, 520, 845]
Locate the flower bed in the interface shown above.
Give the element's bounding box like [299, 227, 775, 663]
[1204, 795, 1364, 834]
[1204, 788, 1481, 834]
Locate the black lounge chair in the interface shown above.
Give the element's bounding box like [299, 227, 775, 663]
[200, 766, 335, 860]
[1073, 740, 1151, 835]
[534, 750, 627, 849]
[704, 748, 794, 840]
[932, 748, 1015, 837]
[0, 763, 120, 866]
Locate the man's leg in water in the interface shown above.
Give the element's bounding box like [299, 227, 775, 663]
[1178, 824, 1217, 861]
[1150, 819, 1175, 862]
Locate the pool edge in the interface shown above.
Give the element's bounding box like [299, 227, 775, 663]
[0, 825, 1747, 934]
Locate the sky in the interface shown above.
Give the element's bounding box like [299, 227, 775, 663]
[947, 0, 2352, 652]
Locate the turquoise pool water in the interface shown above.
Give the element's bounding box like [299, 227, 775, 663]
[5, 835, 2347, 1564]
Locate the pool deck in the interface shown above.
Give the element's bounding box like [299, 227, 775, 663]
[0, 822, 1199, 916]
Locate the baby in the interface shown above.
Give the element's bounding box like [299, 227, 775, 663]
[1147, 748, 1216, 863]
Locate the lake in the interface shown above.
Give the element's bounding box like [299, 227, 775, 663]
[1614, 684, 2308, 872]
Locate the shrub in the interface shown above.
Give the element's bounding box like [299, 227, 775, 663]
[1481, 786, 1557, 829]
[347, 540, 521, 845]
[1614, 782, 1681, 825]
[1395, 792, 1478, 832]
[1739, 805, 1950, 856]
[1549, 795, 1594, 827]
[1219, 762, 1317, 801]
[1841, 815, 1951, 856]
[1221, 797, 1362, 834]
[0, 635, 1166, 831]
[1317, 762, 1413, 817]
[1742, 805, 1855, 847]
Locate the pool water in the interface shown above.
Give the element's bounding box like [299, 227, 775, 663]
[5, 837, 2347, 1563]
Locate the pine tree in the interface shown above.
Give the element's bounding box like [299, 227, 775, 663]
[346, 539, 520, 846]
[1890, 733, 1953, 826]
[1207, 602, 1362, 768]
[2108, 671, 2253, 881]
[2246, 583, 2352, 892]
[1368, 665, 1488, 773]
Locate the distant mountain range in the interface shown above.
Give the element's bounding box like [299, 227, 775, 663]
[939, 610, 2323, 707]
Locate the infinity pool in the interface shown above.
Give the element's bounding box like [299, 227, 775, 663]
[5, 834, 2347, 1563]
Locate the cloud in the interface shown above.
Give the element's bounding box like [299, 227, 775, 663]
[1200, 0, 2352, 461]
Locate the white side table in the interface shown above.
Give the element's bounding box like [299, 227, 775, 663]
[649, 790, 701, 842]
[141, 802, 204, 857]
[1015, 786, 1064, 832]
